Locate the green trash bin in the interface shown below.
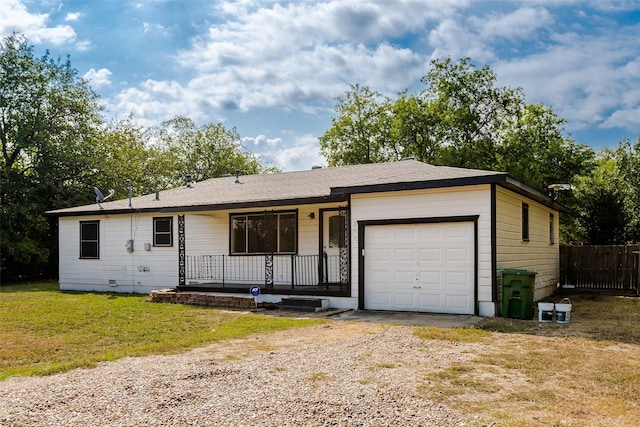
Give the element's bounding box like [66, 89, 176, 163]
[501, 269, 536, 319]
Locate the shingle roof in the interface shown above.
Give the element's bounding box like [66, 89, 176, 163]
[46, 160, 512, 216]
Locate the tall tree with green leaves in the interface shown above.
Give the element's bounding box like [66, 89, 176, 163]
[319, 84, 399, 166]
[421, 57, 524, 170]
[91, 116, 176, 199]
[156, 116, 277, 183]
[497, 103, 595, 191]
[0, 34, 103, 280]
[570, 152, 630, 244]
[389, 90, 441, 164]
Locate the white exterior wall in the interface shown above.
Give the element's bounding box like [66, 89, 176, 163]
[59, 213, 179, 293]
[350, 185, 495, 316]
[495, 186, 560, 301]
[58, 187, 556, 314]
[184, 203, 340, 256]
[58, 203, 343, 296]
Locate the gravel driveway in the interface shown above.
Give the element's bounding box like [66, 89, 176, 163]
[0, 322, 471, 426]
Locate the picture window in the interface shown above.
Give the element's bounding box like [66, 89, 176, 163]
[231, 211, 297, 254]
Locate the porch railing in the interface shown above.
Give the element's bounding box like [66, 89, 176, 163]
[185, 254, 341, 287]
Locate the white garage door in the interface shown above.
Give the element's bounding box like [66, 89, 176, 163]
[364, 222, 475, 314]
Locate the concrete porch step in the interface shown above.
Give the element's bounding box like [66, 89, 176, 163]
[280, 297, 329, 312]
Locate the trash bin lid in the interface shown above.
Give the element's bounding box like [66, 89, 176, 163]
[502, 268, 537, 276]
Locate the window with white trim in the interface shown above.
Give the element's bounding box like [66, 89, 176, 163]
[231, 211, 297, 254]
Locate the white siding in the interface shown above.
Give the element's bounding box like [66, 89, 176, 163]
[184, 203, 341, 256]
[59, 213, 179, 293]
[351, 185, 494, 316]
[58, 203, 342, 295]
[495, 186, 560, 300]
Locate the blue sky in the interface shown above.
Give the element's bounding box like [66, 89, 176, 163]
[2, 0, 639, 171]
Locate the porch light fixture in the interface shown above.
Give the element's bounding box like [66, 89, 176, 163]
[308, 212, 315, 219]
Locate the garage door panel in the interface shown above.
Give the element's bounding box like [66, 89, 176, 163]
[419, 248, 441, 262]
[419, 225, 441, 238]
[393, 292, 416, 308]
[367, 292, 391, 307]
[417, 293, 442, 310]
[418, 271, 441, 285]
[392, 227, 417, 240]
[445, 224, 470, 238]
[446, 248, 470, 262]
[364, 222, 474, 314]
[394, 248, 416, 262]
[394, 270, 415, 285]
[446, 295, 473, 311]
[446, 271, 470, 286]
[369, 247, 391, 262]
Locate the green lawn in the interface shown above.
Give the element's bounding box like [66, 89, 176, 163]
[0, 282, 324, 380]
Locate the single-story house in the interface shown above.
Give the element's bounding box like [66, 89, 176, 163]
[46, 160, 563, 317]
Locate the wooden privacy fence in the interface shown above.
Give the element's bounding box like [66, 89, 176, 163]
[560, 244, 640, 292]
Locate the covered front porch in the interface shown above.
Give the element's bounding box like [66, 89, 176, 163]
[175, 206, 351, 297]
[179, 253, 349, 296]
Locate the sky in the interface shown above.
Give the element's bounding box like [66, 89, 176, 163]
[2, 0, 640, 172]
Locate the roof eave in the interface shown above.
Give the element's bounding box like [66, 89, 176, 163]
[45, 194, 348, 217]
[330, 174, 509, 196]
[499, 176, 569, 213]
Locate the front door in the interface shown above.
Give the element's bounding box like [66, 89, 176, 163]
[322, 211, 345, 283]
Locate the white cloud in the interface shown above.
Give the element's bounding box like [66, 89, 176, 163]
[475, 7, 554, 40]
[76, 40, 92, 51]
[97, 0, 639, 169]
[83, 68, 112, 89]
[493, 23, 640, 132]
[429, 18, 494, 62]
[65, 12, 82, 22]
[111, 1, 456, 125]
[243, 135, 281, 148]
[0, 0, 76, 45]
[601, 108, 640, 130]
[254, 133, 324, 172]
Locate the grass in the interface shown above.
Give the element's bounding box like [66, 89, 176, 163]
[0, 282, 325, 380]
[414, 292, 640, 427]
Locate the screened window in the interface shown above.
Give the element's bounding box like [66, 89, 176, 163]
[153, 217, 173, 247]
[80, 220, 99, 259]
[549, 213, 555, 244]
[231, 211, 297, 254]
[328, 215, 346, 248]
[522, 203, 530, 242]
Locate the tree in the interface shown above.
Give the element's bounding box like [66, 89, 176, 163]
[319, 57, 605, 243]
[420, 57, 524, 170]
[389, 90, 441, 164]
[156, 116, 277, 183]
[497, 104, 595, 191]
[319, 84, 399, 166]
[612, 135, 640, 242]
[571, 154, 630, 244]
[0, 34, 102, 280]
[91, 116, 176, 200]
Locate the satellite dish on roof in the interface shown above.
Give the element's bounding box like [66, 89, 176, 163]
[94, 186, 115, 209]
